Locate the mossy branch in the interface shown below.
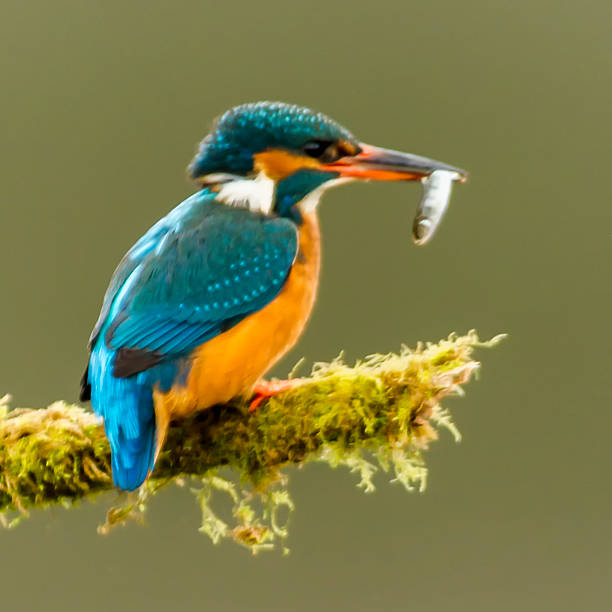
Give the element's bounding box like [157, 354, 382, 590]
[0, 331, 503, 552]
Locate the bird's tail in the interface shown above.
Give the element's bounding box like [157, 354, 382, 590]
[88, 344, 157, 491]
[105, 383, 156, 491]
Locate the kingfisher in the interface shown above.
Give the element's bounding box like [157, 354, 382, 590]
[80, 101, 466, 491]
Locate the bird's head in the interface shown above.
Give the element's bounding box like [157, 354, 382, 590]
[188, 102, 466, 222]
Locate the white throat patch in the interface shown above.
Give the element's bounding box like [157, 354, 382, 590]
[212, 174, 354, 216]
[215, 171, 276, 215]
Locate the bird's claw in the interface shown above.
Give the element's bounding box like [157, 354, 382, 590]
[248, 379, 302, 413]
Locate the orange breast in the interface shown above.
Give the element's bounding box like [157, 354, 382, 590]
[153, 211, 321, 439]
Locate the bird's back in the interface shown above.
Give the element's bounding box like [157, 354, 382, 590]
[82, 189, 312, 489]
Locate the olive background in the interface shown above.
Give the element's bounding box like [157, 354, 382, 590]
[1, 1, 611, 610]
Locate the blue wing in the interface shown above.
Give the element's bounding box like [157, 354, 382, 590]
[103, 193, 298, 376]
[87, 189, 298, 378]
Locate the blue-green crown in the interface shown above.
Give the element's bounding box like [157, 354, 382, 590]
[188, 102, 356, 179]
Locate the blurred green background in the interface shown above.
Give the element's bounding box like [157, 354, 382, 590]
[1, 0, 611, 610]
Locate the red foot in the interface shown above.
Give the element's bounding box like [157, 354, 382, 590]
[248, 379, 302, 413]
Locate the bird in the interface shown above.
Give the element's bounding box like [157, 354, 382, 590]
[80, 101, 466, 491]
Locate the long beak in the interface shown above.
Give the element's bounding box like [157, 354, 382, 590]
[322, 143, 468, 182]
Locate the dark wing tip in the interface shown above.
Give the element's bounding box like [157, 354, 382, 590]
[113, 347, 163, 378]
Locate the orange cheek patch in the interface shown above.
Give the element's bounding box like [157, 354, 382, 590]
[254, 150, 321, 181]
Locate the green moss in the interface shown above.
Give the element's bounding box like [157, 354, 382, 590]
[0, 331, 503, 551]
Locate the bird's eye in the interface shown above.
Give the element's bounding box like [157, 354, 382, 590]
[303, 139, 334, 159]
[303, 139, 347, 164]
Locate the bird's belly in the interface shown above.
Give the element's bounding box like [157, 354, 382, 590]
[154, 212, 320, 420]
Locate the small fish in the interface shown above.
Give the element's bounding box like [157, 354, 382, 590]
[413, 169, 462, 245]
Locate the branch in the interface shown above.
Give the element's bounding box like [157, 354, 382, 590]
[0, 331, 503, 552]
